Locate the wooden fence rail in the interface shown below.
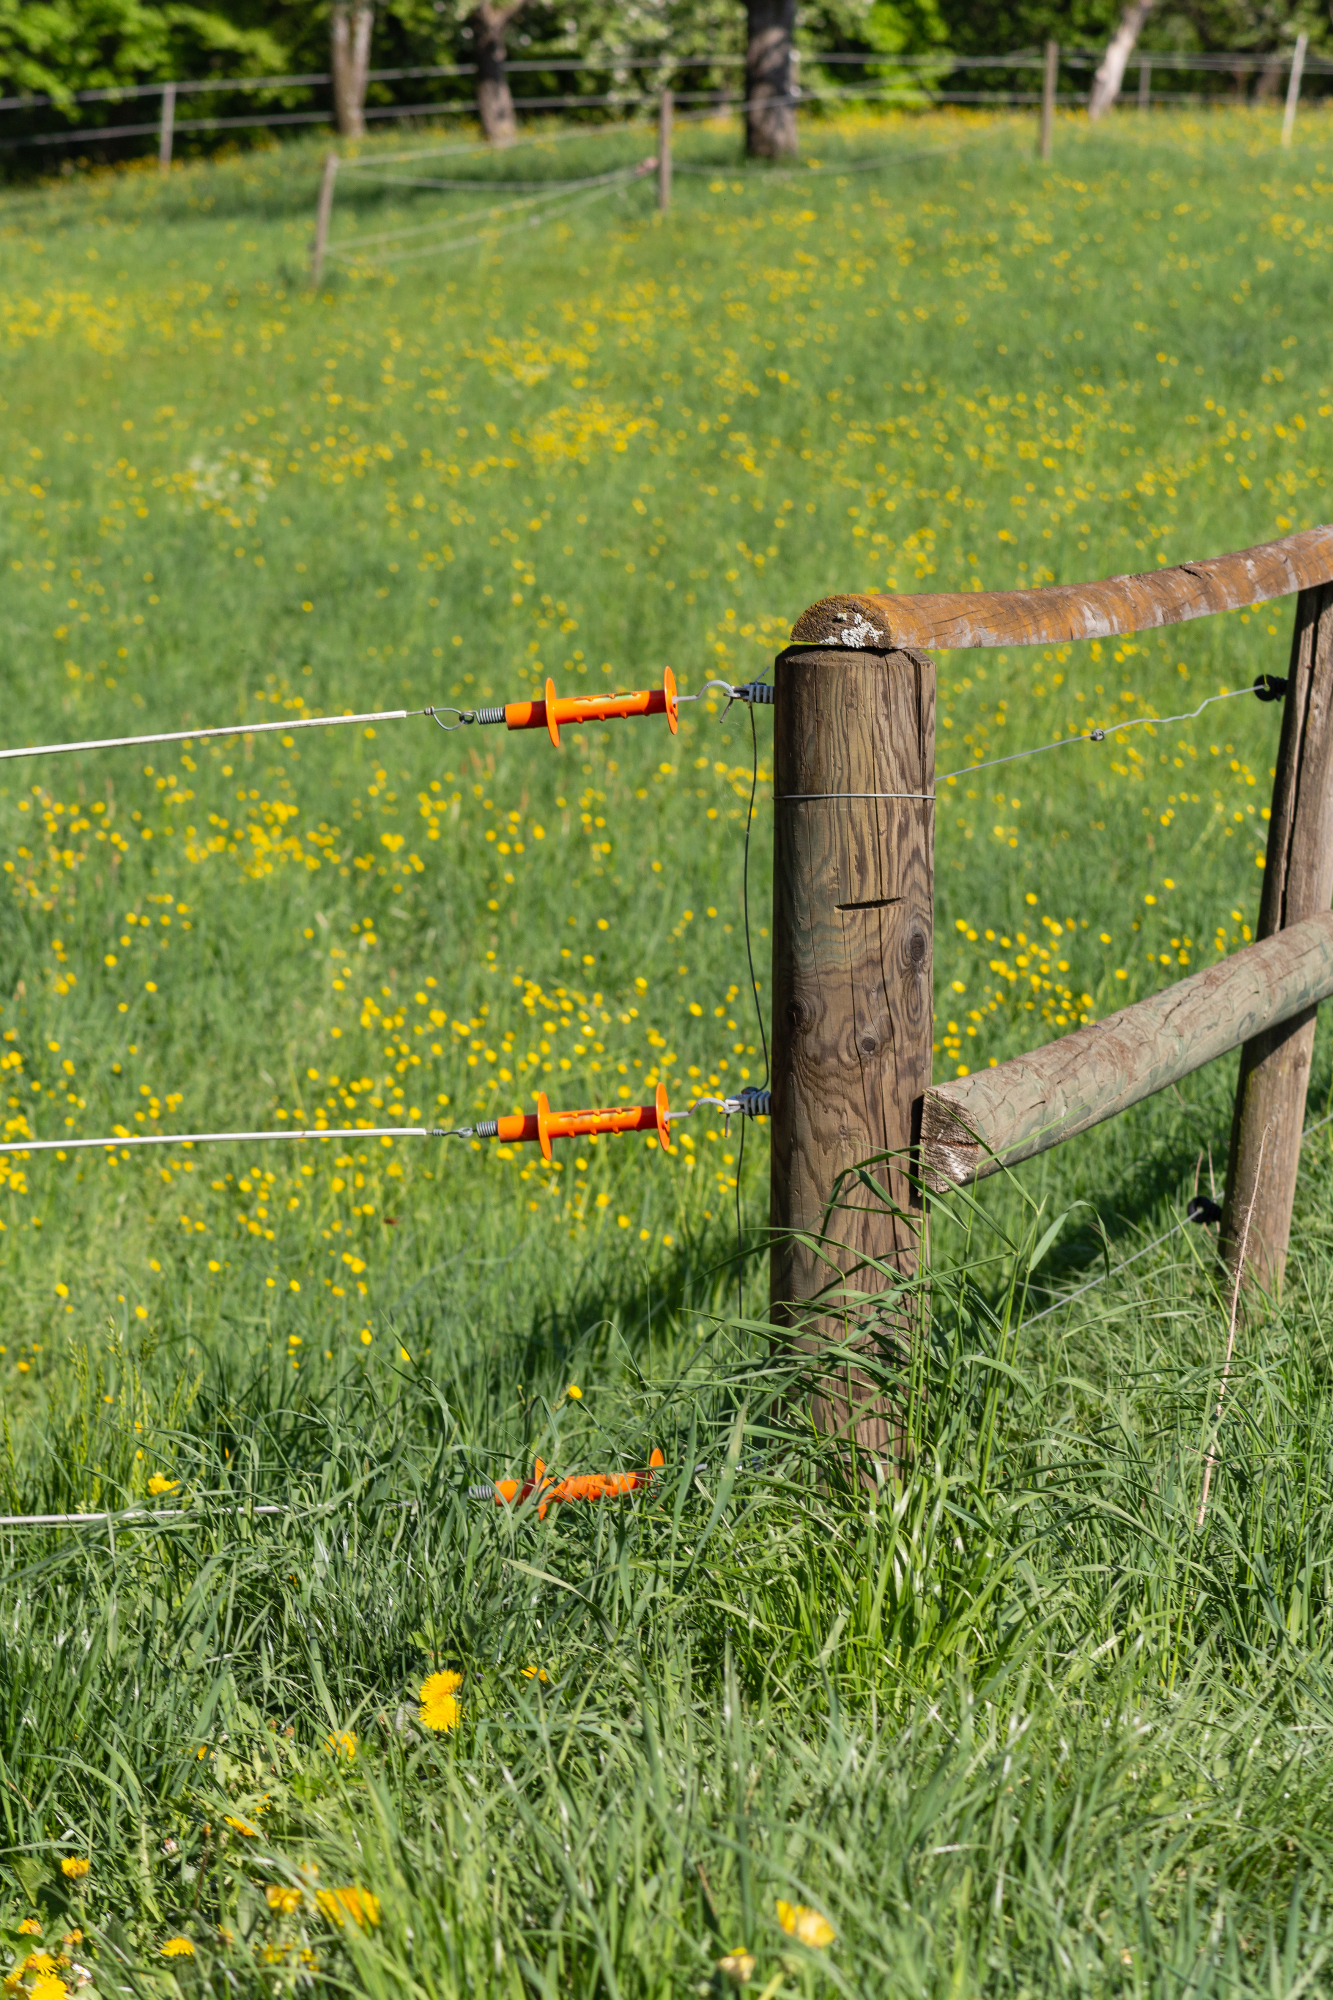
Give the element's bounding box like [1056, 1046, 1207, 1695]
[775, 526, 1333, 1442]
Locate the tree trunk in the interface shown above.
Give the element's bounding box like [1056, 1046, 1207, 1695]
[473, 1, 528, 147]
[745, 0, 797, 160]
[330, 2, 374, 140]
[1088, 0, 1153, 120]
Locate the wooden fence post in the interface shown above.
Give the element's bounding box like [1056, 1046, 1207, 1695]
[1282, 31, 1308, 147]
[1222, 583, 1333, 1290]
[658, 88, 672, 211]
[769, 644, 935, 1471]
[310, 152, 339, 290]
[1040, 41, 1058, 160]
[1138, 57, 1151, 111]
[158, 83, 176, 174]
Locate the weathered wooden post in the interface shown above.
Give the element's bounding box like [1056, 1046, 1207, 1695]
[658, 88, 672, 211]
[310, 152, 340, 290]
[1222, 584, 1333, 1289]
[1282, 31, 1307, 148]
[158, 82, 176, 175]
[1040, 41, 1058, 160]
[1137, 57, 1151, 111]
[769, 644, 935, 1469]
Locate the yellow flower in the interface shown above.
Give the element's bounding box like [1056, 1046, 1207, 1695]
[325, 1729, 357, 1760]
[419, 1669, 462, 1732]
[776, 1900, 835, 1947]
[314, 1886, 380, 1930]
[565, 1383, 582, 1400]
[17, 1919, 41, 1936]
[28, 1975, 68, 2000]
[520, 1665, 549, 1682]
[160, 1936, 195, 1957]
[223, 1815, 259, 1837]
[717, 1950, 756, 1985]
[265, 1885, 302, 1915]
[23, 1956, 57, 1975]
[59, 1857, 89, 1879]
[147, 1475, 179, 1496]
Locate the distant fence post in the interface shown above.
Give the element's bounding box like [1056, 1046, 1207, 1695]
[658, 88, 672, 211]
[1282, 30, 1308, 147]
[1040, 42, 1058, 160]
[1222, 582, 1333, 1290]
[310, 152, 339, 290]
[158, 83, 176, 174]
[1138, 56, 1151, 111]
[769, 644, 935, 1473]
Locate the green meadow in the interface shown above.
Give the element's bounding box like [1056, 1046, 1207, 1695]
[2, 104, 1333, 1996]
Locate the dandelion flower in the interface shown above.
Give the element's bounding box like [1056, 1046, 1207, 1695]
[565, 1383, 582, 1400]
[265, 1885, 302, 1914]
[718, 1950, 756, 1984]
[18, 1918, 41, 1936]
[160, 1936, 195, 1957]
[314, 1886, 380, 1930]
[325, 1729, 357, 1759]
[147, 1475, 179, 1496]
[223, 1815, 259, 1837]
[29, 1974, 68, 2000]
[419, 1669, 462, 1732]
[776, 1900, 835, 1947]
[60, 1857, 90, 1879]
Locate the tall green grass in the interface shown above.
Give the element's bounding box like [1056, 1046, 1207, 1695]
[3, 107, 1333, 1995]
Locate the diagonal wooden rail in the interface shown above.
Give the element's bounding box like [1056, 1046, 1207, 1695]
[775, 527, 1333, 1447]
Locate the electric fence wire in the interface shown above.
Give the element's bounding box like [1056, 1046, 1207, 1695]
[323, 159, 648, 260]
[1019, 1098, 1333, 1328]
[326, 163, 650, 268]
[0, 675, 735, 766]
[777, 682, 1270, 804]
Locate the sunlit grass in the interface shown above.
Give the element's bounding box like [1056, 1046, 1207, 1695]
[3, 105, 1333, 1995]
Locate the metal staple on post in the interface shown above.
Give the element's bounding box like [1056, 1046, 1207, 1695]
[310, 151, 340, 289]
[1040, 41, 1058, 160]
[658, 87, 672, 211]
[158, 82, 175, 173]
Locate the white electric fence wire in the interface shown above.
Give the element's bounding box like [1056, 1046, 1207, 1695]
[0, 1124, 462, 1158]
[325, 160, 642, 257]
[0, 706, 421, 764]
[335, 169, 643, 267]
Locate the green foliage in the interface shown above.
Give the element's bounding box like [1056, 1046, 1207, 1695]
[0, 0, 287, 102]
[0, 104, 1332, 1994]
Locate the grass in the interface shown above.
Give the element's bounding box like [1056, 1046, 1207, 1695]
[3, 102, 1333, 1995]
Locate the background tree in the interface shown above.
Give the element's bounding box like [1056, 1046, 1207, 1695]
[330, 0, 374, 136]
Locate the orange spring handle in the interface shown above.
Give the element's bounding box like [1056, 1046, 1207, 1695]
[494, 1084, 670, 1163]
[503, 666, 677, 748]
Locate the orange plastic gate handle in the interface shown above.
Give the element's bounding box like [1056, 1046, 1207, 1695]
[493, 1083, 671, 1161]
[489, 1447, 665, 1517]
[501, 666, 678, 748]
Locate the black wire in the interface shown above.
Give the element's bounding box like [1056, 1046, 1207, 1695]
[742, 701, 769, 1088]
[735, 1114, 746, 1323]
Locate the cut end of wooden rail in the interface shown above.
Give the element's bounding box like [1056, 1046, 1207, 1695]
[793, 526, 1333, 653]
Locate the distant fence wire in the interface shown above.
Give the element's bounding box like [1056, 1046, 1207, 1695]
[3, 43, 1331, 159]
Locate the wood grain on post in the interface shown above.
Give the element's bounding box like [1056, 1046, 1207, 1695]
[310, 152, 340, 290]
[791, 526, 1333, 654]
[1040, 42, 1058, 160]
[658, 88, 672, 211]
[920, 911, 1333, 1191]
[770, 645, 934, 1466]
[1222, 586, 1333, 1289]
